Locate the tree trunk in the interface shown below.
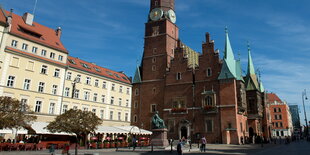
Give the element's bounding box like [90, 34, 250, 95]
[75, 134, 78, 155]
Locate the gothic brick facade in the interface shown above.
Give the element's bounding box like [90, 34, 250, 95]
[131, 0, 267, 144]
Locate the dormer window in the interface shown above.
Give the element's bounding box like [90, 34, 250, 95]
[94, 67, 101, 72]
[81, 63, 90, 69]
[114, 74, 120, 78]
[68, 59, 76, 64]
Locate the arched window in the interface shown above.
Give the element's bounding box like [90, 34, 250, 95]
[135, 88, 139, 96]
[205, 96, 213, 106]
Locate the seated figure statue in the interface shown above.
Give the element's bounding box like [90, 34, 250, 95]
[152, 111, 166, 129]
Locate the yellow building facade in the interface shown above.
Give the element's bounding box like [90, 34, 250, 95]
[0, 7, 131, 129]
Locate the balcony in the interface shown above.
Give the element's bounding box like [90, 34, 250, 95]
[203, 105, 217, 114]
[170, 108, 188, 114]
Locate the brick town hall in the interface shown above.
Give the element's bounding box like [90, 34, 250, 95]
[131, 0, 266, 144]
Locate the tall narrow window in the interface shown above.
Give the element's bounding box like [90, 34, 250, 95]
[102, 81, 107, 89]
[76, 75, 81, 83]
[58, 55, 63, 61]
[125, 113, 129, 122]
[119, 98, 122, 106]
[84, 91, 90, 100]
[52, 85, 58, 95]
[54, 68, 60, 77]
[35, 101, 42, 112]
[64, 87, 70, 97]
[176, 72, 182, 80]
[38, 82, 45, 92]
[119, 86, 123, 93]
[20, 99, 27, 112]
[11, 40, 18, 47]
[66, 72, 72, 80]
[23, 79, 31, 90]
[111, 84, 115, 91]
[41, 65, 48, 74]
[111, 96, 114, 105]
[151, 104, 157, 113]
[135, 88, 139, 96]
[32, 47, 38, 53]
[126, 88, 130, 94]
[100, 110, 104, 119]
[74, 89, 80, 98]
[93, 93, 98, 102]
[50, 52, 55, 59]
[206, 120, 213, 132]
[86, 77, 91, 85]
[118, 112, 121, 121]
[49, 103, 55, 114]
[101, 95, 105, 103]
[22, 43, 28, 50]
[7, 76, 15, 87]
[94, 79, 99, 87]
[207, 68, 212, 77]
[126, 99, 129, 107]
[41, 50, 46, 56]
[110, 111, 113, 120]
[62, 105, 68, 113]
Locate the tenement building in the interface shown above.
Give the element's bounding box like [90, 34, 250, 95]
[131, 0, 266, 144]
[267, 93, 293, 137]
[0, 6, 132, 134]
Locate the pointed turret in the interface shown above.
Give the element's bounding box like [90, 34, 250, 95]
[218, 28, 237, 80]
[235, 59, 244, 82]
[132, 65, 142, 84]
[245, 43, 259, 90]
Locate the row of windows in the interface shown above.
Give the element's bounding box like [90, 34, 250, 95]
[7, 76, 130, 107]
[272, 122, 283, 128]
[66, 72, 130, 94]
[25, 99, 129, 121]
[11, 40, 64, 62]
[7, 76, 59, 94]
[275, 108, 280, 112]
[274, 114, 282, 120]
[175, 69, 212, 80]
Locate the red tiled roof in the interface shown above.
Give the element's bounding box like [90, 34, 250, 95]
[6, 47, 66, 67]
[267, 93, 282, 103]
[6, 10, 67, 53]
[67, 56, 131, 84]
[0, 7, 7, 25]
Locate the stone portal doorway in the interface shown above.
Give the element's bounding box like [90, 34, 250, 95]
[181, 126, 187, 139]
[249, 127, 254, 138]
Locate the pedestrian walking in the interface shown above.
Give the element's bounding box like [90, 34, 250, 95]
[132, 136, 137, 151]
[177, 140, 183, 155]
[200, 136, 206, 152]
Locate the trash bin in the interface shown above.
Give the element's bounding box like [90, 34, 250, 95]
[49, 144, 55, 153]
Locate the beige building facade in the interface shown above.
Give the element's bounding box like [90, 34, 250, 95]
[0, 6, 132, 130]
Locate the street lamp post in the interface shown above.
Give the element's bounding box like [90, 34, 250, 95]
[302, 89, 308, 137]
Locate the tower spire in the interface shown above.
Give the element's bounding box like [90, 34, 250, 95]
[247, 42, 255, 76]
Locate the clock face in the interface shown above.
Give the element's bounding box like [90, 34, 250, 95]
[150, 8, 163, 21]
[167, 9, 176, 23]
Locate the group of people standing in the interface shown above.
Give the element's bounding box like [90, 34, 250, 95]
[176, 136, 207, 155]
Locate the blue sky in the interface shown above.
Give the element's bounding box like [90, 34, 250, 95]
[2, 0, 310, 125]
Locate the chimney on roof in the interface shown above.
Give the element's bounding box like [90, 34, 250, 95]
[22, 12, 34, 26]
[7, 9, 13, 25]
[56, 27, 62, 38]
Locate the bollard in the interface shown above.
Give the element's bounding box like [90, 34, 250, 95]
[151, 144, 153, 152]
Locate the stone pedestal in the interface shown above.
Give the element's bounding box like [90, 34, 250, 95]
[150, 128, 169, 147]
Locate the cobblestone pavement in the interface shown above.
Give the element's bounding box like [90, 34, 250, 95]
[0, 140, 309, 155]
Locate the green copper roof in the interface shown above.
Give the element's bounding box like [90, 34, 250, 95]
[259, 81, 265, 93]
[132, 65, 142, 84]
[218, 28, 237, 80]
[247, 44, 256, 76]
[235, 60, 244, 82]
[245, 44, 259, 90]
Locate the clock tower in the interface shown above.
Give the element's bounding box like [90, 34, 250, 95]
[132, 0, 179, 130]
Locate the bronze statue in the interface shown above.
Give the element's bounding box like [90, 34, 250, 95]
[152, 111, 166, 129]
